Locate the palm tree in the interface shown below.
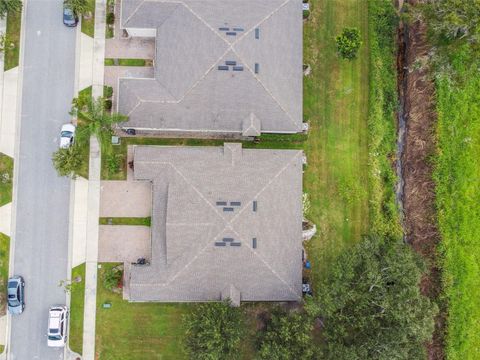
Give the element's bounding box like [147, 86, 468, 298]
[64, 0, 90, 17]
[0, 0, 22, 19]
[52, 145, 83, 178]
[73, 96, 128, 153]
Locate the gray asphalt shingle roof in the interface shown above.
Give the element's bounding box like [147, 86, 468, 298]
[127, 143, 304, 303]
[119, 0, 303, 135]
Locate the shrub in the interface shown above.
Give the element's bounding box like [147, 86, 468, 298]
[106, 12, 115, 25]
[335, 27, 362, 60]
[103, 85, 113, 99]
[105, 153, 121, 174]
[104, 99, 113, 111]
[103, 265, 122, 291]
[183, 301, 244, 360]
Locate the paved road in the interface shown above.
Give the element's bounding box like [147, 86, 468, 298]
[9, 0, 76, 359]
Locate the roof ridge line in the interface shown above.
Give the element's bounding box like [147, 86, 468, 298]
[231, 47, 302, 129]
[163, 0, 294, 104]
[226, 151, 303, 228]
[123, 0, 146, 27]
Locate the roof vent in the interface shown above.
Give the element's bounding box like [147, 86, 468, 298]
[255, 28, 260, 39]
[254, 63, 259, 74]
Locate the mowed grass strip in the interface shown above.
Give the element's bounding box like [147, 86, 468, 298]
[99, 217, 151, 226]
[4, 10, 21, 71]
[0, 234, 10, 316]
[303, 0, 370, 285]
[95, 263, 189, 360]
[0, 154, 13, 207]
[81, 0, 95, 37]
[69, 263, 86, 355]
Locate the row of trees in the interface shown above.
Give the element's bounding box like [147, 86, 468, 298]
[182, 235, 437, 359]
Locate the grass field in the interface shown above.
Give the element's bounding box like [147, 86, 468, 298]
[0, 154, 13, 207]
[434, 46, 480, 360]
[4, 10, 21, 71]
[69, 263, 86, 355]
[95, 263, 189, 359]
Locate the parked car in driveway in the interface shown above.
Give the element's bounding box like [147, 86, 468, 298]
[59, 123, 76, 149]
[47, 305, 69, 347]
[7, 276, 25, 315]
[63, 2, 78, 27]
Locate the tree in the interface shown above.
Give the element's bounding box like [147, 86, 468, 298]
[64, 0, 89, 17]
[316, 235, 438, 359]
[257, 309, 314, 360]
[0, 0, 22, 18]
[72, 96, 127, 153]
[423, 0, 480, 43]
[336, 27, 362, 60]
[52, 145, 83, 178]
[183, 301, 244, 360]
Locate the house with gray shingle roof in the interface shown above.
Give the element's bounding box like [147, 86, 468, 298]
[124, 143, 303, 304]
[118, 0, 303, 136]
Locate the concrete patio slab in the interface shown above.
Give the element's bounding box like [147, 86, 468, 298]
[100, 180, 152, 218]
[98, 225, 150, 262]
[0, 203, 11, 237]
[0, 68, 19, 157]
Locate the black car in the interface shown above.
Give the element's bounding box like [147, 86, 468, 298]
[63, 2, 78, 27]
[7, 276, 25, 315]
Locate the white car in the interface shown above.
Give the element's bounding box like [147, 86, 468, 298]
[59, 123, 76, 149]
[47, 305, 69, 347]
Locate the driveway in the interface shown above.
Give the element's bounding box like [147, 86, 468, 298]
[100, 180, 152, 218]
[98, 225, 150, 263]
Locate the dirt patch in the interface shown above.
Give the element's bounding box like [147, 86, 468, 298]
[400, 4, 445, 359]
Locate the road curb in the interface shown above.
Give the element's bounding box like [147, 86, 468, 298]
[5, 0, 28, 356]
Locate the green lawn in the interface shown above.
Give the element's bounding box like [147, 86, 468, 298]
[0, 234, 10, 316]
[95, 263, 189, 359]
[0, 153, 13, 207]
[69, 263, 86, 355]
[4, 10, 21, 71]
[99, 217, 151, 226]
[104, 59, 148, 66]
[434, 45, 480, 360]
[303, 0, 370, 284]
[81, 0, 95, 37]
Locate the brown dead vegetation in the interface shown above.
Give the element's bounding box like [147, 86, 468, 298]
[401, 6, 445, 360]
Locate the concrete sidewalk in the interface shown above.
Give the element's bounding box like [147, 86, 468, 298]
[81, 0, 106, 359]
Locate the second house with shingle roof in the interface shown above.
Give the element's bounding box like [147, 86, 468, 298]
[118, 0, 303, 136]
